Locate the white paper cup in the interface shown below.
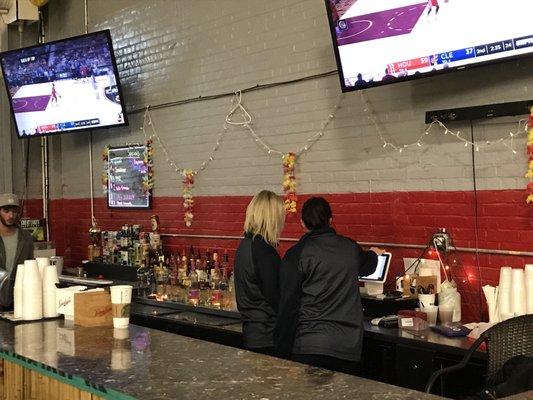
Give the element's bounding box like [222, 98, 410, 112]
[110, 285, 133, 329]
[418, 293, 436, 308]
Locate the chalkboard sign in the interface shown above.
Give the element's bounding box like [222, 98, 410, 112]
[107, 145, 151, 208]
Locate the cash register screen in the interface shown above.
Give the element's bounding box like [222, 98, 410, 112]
[359, 252, 391, 283]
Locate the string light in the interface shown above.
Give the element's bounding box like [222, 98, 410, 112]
[140, 105, 228, 178]
[360, 91, 527, 154]
[227, 92, 344, 158]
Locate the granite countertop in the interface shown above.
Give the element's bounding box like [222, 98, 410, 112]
[0, 319, 446, 400]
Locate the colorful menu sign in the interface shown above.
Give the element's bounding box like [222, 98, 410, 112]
[107, 145, 151, 208]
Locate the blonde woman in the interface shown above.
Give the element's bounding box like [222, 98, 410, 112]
[234, 190, 285, 355]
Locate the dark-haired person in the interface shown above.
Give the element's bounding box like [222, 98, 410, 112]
[274, 197, 383, 374]
[234, 190, 285, 355]
[0, 194, 33, 309]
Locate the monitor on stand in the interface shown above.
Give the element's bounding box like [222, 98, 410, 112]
[359, 252, 392, 296]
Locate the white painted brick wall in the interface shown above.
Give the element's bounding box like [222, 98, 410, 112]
[6, 0, 532, 200]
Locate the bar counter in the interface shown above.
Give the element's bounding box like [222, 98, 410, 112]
[0, 319, 446, 400]
[129, 301, 488, 398]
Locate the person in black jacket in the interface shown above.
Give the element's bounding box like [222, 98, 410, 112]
[275, 197, 383, 374]
[234, 190, 285, 355]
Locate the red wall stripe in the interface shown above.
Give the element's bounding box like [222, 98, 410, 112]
[22, 189, 533, 322]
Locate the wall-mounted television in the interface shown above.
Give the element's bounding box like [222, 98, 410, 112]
[0, 29, 128, 138]
[324, 0, 533, 92]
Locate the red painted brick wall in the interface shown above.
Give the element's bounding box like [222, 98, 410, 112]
[22, 189, 533, 322]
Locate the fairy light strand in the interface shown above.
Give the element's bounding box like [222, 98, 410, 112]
[140, 106, 227, 177]
[360, 90, 527, 154]
[231, 92, 344, 158]
[139, 90, 526, 183]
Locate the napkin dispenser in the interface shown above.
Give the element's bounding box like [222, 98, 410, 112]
[56, 287, 112, 327]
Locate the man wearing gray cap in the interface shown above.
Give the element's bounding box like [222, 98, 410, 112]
[0, 194, 34, 308]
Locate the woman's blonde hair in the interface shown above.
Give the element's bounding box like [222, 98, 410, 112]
[244, 190, 285, 247]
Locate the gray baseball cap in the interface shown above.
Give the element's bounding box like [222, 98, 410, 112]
[0, 193, 20, 208]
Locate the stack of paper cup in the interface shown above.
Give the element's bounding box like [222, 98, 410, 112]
[498, 267, 512, 321]
[36, 257, 49, 280]
[13, 264, 25, 319]
[510, 268, 526, 316]
[22, 260, 43, 320]
[42, 265, 59, 318]
[525, 264, 533, 314]
[482, 285, 499, 323]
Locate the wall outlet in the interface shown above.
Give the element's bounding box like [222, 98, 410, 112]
[433, 229, 451, 252]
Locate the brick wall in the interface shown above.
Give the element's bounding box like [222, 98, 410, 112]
[23, 188, 532, 322]
[22, 0, 530, 201]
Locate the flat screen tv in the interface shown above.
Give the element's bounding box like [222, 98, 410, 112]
[0, 29, 128, 138]
[325, 0, 533, 92]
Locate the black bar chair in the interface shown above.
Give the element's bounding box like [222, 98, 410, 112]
[425, 314, 533, 395]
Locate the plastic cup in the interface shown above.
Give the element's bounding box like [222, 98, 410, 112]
[110, 285, 133, 329]
[438, 304, 454, 325]
[422, 305, 438, 326]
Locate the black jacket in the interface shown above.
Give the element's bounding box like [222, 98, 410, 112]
[234, 232, 280, 349]
[274, 227, 377, 361]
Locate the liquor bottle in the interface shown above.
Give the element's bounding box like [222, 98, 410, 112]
[204, 249, 212, 289]
[181, 253, 191, 289]
[178, 248, 188, 287]
[196, 254, 207, 290]
[205, 248, 211, 272]
[188, 264, 200, 306]
[218, 267, 229, 291]
[169, 253, 178, 285]
[212, 249, 219, 268]
[210, 266, 221, 290]
[228, 272, 236, 310]
[121, 225, 129, 248]
[220, 250, 230, 278]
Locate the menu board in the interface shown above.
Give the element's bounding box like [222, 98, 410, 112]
[107, 145, 151, 208]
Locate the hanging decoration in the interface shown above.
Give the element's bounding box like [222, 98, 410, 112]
[143, 139, 155, 195]
[282, 153, 297, 213]
[526, 106, 533, 204]
[101, 145, 109, 194]
[230, 92, 343, 158]
[141, 108, 227, 227]
[138, 88, 529, 227]
[360, 91, 527, 154]
[140, 92, 343, 226]
[225, 91, 343, 209]
[182, 169, 195, 227]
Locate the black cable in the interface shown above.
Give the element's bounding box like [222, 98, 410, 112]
[470, 120, 483, 321]
[127, 70, 339, 115]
